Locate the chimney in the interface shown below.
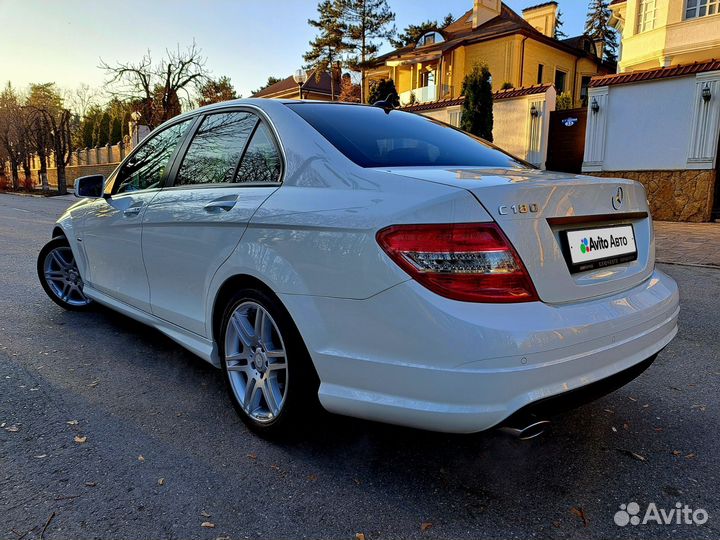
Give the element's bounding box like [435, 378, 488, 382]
[522, 1, 559, 38]
[472, 0, 502, 29]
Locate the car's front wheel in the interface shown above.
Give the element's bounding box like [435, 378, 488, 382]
[219, 288, 319, 437]
[37, 237, 93, 311]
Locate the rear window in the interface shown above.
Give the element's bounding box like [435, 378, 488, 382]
[287, 103, 528, 169]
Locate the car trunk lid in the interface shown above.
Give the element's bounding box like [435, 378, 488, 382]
[378, 167, 654, 304]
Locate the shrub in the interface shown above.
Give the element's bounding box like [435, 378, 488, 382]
[556, 91, 573, 110]
[460, 63, 494, 141]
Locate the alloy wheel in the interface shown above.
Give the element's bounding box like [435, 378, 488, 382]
[42, 246, 91, 307]
[224, 301, 288, 423]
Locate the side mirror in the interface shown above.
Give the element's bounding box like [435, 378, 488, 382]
[74, 175, 105, 199]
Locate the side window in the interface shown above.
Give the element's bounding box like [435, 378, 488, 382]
[115, 119, 192, 194]
[175, 112, 257, 186]
[235, 123, 282, 183]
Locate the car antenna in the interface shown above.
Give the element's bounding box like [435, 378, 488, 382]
[373, 94, 397, 114]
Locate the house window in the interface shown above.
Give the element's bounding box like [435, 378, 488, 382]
[580, 76, 592, 106]
[537, 64, 544, 84]
[637, 0, 657, 32]
[686, 0, 720, 18]
[554, 69, 567, 93]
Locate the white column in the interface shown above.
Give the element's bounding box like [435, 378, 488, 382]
[687, 71, 720, 169]
[582, 86, 610, 172]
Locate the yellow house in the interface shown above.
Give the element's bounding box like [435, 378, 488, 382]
[609, 0, 720, 72]
[366, 0, 614, 108]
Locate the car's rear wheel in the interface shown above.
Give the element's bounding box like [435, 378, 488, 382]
[37, 237, 93, 311]
[219, 288, 319, 437]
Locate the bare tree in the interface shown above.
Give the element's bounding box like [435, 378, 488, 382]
[101, 42, 210, 128]
[66, 83, 99, 119]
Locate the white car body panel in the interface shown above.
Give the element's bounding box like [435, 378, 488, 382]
[142, 185, 278, 335]
[50, 98, 680, 433]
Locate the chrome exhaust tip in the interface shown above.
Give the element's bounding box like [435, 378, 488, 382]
[498, 419, 551, 440]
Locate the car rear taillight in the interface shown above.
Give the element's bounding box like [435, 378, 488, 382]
[376, 223, 538, 303]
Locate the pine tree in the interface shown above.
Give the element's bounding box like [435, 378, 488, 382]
[198, 76, 238, 106]
[367, 78, 398, 106]
[460, 64, 493, 141]
[341, 0, 396, 103]
[555, 10, 567, 39]
[585, 0, 618, 62]
[305, 0, 351, 101]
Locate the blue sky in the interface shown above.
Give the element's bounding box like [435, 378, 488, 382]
[0, 0, 589, 98]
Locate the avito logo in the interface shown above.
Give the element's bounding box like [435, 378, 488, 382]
[579, 235, 629, 254]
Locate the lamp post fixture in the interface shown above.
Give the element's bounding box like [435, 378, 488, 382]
[530, 104, 539, 118]
[591, 97, 600, 114]
[702, 83, 712, 103]
[293, 69, 308, 100]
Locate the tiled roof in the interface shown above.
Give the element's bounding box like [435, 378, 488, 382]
[590, 60, 720, 87]
[253, 69, 335, 98]
[400, 84, 553, 112]
[494, 83, 554, 99]
[610, 0, 626, 5]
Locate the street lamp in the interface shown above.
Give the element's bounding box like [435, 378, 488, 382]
[293, 69, 308, 99]
[591, 97, 600, 114]
[530, 104, 539, 118]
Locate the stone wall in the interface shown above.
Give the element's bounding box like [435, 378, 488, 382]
[593, 169, 716, 222]
[40, 164, 120, 189]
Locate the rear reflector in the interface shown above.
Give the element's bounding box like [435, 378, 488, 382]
[376, 223, 538, 303]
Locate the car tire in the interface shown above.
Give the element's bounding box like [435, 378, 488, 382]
[37, 236, 93, 311]
[219, 287, 320, 438]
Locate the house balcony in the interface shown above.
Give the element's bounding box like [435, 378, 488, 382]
[399, 84, 453, 106]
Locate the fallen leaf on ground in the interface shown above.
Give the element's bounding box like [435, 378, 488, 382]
[353, 478, 362, 486]
[611, 426, 617, 432]
[34, 454, 47, 459]
[355, 533, 366, 540]
[691, 404, 706, 412]
[628, 396, 637, 402]
[570, 506, 589, 527]
[74, 435, 87, 444]
[200, 522, 215, 528]
[685, 453, 696, 459]
[66, 420, 78, 425]
[138, 455, 145, 462]
[308, 474, 317, 481]
[87, 380, 99, 388]
[671, 450, 682, 456]
[158, 478, 165, 485]
[201, 511, 211, 518]
[616, 448, 647, 462]
[246, 453, 257, 460]
[421, 522, 433, 532]
[85, 481, 96, 487]
[5, 425, 19, 432]
[270, 464, 280, 470]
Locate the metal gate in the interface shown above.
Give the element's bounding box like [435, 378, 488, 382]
[546, 108, 588, 174]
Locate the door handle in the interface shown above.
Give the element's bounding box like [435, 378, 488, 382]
[203, 197, 237, 213]
[123, 205, 143, 217]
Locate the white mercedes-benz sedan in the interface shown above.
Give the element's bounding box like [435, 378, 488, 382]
[38, 99, 679, 439]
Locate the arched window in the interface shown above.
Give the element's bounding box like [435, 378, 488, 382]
[416, 32, 444, 48]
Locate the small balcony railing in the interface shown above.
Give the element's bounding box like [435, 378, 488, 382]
[399, 84, 453, 106]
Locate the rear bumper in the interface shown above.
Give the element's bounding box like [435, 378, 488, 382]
[280, 269, 679, 433]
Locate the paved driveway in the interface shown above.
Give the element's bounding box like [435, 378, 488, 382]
[655, 221, 720, 268]
[1, 193, 718, 540]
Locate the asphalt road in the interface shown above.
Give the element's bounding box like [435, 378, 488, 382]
[1, 192, 718, 540]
